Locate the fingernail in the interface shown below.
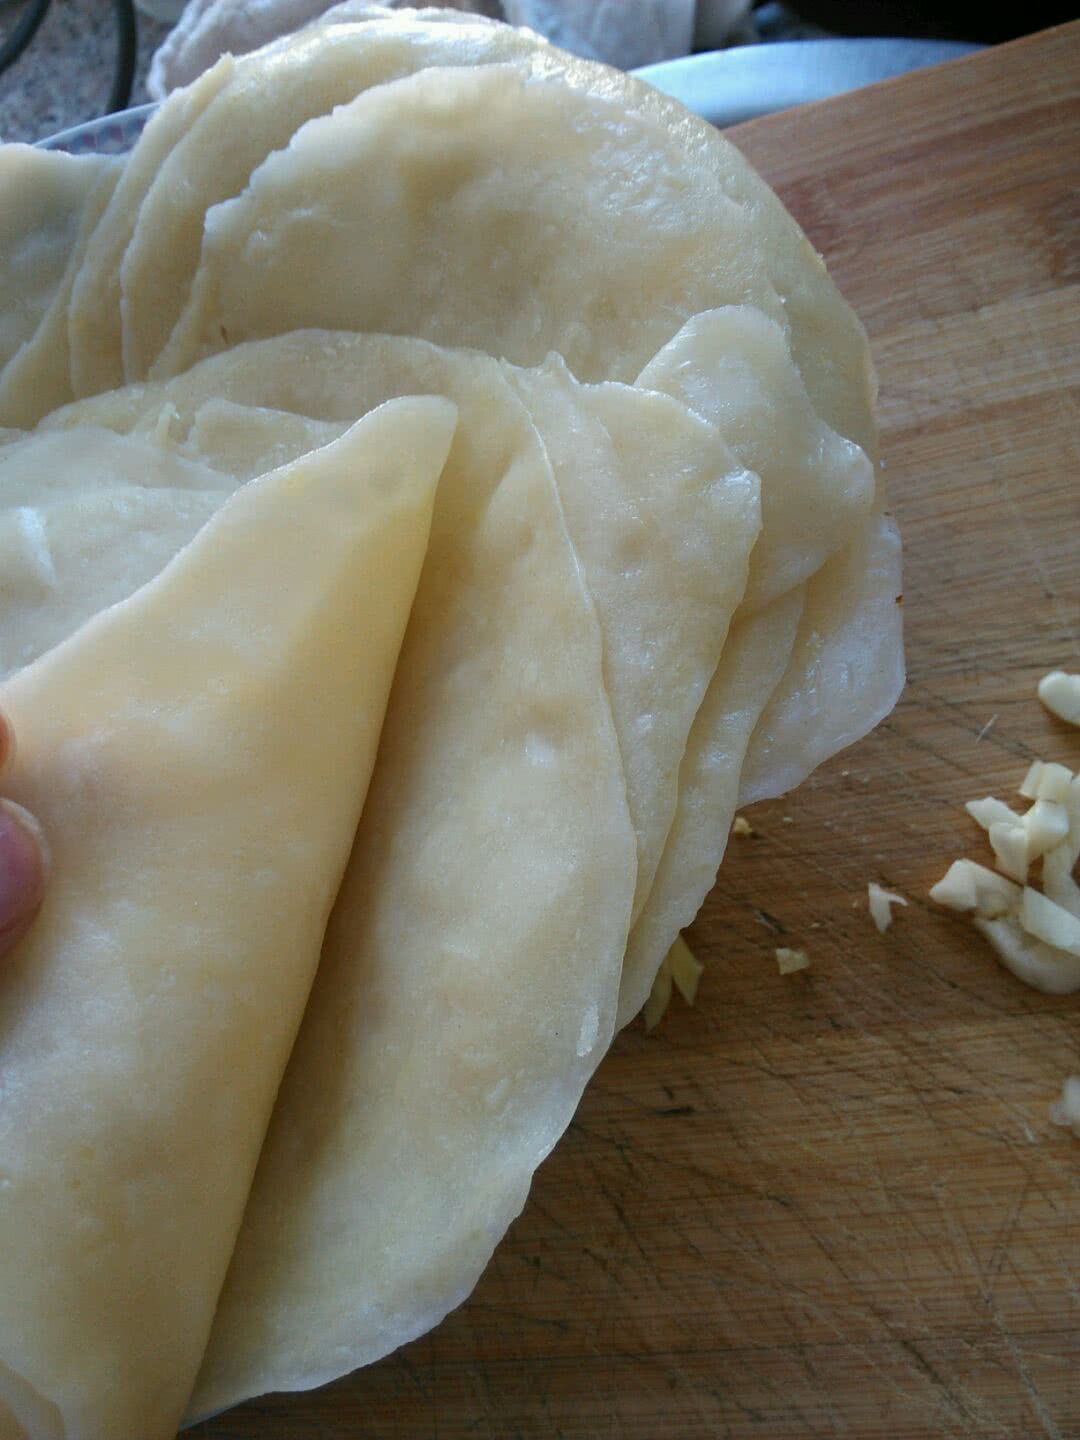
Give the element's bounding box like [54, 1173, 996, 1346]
[0, 800, 47, 951]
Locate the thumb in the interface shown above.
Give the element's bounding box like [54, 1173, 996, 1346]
[0, 800, 47, 956]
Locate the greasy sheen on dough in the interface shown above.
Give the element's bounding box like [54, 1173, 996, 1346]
[0, 397, 455, 1439]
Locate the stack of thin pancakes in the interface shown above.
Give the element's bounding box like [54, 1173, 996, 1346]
[0, 8, 903, 1437]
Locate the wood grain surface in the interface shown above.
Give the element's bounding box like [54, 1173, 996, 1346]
[196, 24, 1080, 1439]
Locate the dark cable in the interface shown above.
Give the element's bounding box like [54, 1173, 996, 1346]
[106, 0, 137, 115]
[0, 0, 52, 79]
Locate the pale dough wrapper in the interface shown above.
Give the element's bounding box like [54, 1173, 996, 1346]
[118, 11, 874, 457]
[30, 334, 639, 1412]
[65, 58, 236, 402]
[0, 396, 455, 1439]
[0, 158, 121, 430]
[0, 149, 115, 379]
[43, 330, 763, 935]
[183, 340, 637, 1418]
[152, 62, 787, 383]
[0, 425, 231, 678]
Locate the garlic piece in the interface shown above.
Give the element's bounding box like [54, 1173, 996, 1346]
[868, 881, 907, 933]
[973, 915, 1080, 995]
[929, 858, 1021, 918]
[1020, 886, 1080, 957]
[1019, 759, 1074, 803]
[1049, 1075, 1080, 1138]
[776, 947, 809, 975]
[1038, 671, 1080, 726]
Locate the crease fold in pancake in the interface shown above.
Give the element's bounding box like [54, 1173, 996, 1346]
[0, 396, 455, 1439]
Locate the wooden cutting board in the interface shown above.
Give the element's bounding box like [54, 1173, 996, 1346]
[198, 24, 1080, 1439]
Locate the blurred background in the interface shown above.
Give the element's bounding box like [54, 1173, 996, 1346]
[0, 0, 1074, 144]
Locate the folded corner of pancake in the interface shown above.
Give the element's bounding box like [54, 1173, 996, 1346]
[0, 395, 455, 1439]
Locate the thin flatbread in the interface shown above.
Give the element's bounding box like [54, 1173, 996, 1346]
[0, 148, 113, 375]
[636, 306, 875, 613]
[65, 57, 235, 400]
[124, 15, 520, 380]
[153, 62, 785, 382]
[618, 306, 888, 1019]
[173, 337, 636, 1418]
[0, 396, 454, 1439]
[617, 590, 804, 1025]
[738, 510, 904, 805]
[0, 159, 121, 430]
[0, 425, 231, 678]
[506, 354, 759, 918]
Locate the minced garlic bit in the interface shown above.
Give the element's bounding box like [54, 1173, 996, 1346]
[929, 676, 1080, 993]
[644, 933, 703, 1030]
[775, 946, 809, 975]
[669, 933, 704, 1005]
[1049, 1075, 1080, 1139]
[868, 881, 907, 933]
[1038, 671, 1080, 727]
[643, 957, 672, 1032]
[732, 815, 753, 837]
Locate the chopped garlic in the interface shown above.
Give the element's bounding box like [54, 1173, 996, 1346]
[1023, 799, 1070, 857]
[643, 958, 673, 1031]
[1043, 844, 1080, 918]
[1021, 886, 1080, 957]
[776, 946, 809, 975]
[1019, 760, 1074, 803]
[868, 881, 907, 933]
[931, 675, 1080, 995]
[929, 859, 1021, 918]
[1038, 671, 1080, 726]
[965, 796, 1022, 830]
[1049, 1075, 1080, 1138]
[973, 916, 1080, 995]
[668, 933, 704, 1005]
[644, 934, 703, 1030]
[988, 820, 1030, 882]
[732, 815, 753, 837]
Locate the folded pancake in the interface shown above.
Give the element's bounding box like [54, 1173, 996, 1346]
[505, 355, 760, 919]
[737, 510, 904, 805]
[0, 148, 114, 378]
[152, 62, 785, 383]
[0, 396, 454, 1439]
[0, 156, 120, 430]
[65, 58, 236, 401]
[618, 590, 805, 1025]
[634, 306, 903, 809]
[0, 425, 231, 678]
[117, 11, 874, 459]
[613, 308, 884, 1022]
[164, 338, 636, 1417]
[121, 15, 540, 382]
